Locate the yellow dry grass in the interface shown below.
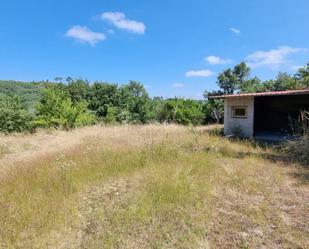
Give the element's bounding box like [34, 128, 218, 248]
[0, 124, 308, 249]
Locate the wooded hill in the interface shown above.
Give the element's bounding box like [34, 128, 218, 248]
[0, 80, 50, 111]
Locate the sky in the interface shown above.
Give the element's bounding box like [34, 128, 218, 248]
[0, 0, 308, 99]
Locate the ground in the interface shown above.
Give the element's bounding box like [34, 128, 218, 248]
[0, 125, 308, 249]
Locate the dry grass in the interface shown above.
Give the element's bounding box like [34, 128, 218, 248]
[0, 124, 308, 249]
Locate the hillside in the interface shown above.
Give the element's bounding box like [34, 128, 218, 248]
[0, 80, 48, 111]
[0, 125, 308, 249]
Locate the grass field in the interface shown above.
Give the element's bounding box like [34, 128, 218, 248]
[0, 125, 308, 249]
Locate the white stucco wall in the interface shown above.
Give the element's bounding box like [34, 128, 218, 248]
[224, 97, 254, 137]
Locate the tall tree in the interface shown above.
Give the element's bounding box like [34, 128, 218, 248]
[217, 62, 251, 94]
[217, 68, 238, 94]
[233, 62, 250, 85]
[87, 82, 119, 118]
[118, 81, 149, 123]
[67, 79, 89, 103]
[295, 63, 309, 87]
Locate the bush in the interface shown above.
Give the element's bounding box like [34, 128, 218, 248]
[156, 98, 204, 125]
[0, 94, 32, 133]
[34, 89, 95, 130]
[202, 97, 224, 124]
[104, 106, 119, 124]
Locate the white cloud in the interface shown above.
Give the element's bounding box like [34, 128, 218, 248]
[205, 55, 232, 65]
[246, 46, 305, 68]
[185, 69, 214, 77]
[101, 12, 146, 34]
[230, 27, 240, 34]
[172, 83, 184, 88]
[66, 26, 106, 46]
[291, 65, 303, 71]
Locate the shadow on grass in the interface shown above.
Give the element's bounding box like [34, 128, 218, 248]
[198, 126, 308, 184]
[287, 171, 309, 185]
[234, 139, 309, 185]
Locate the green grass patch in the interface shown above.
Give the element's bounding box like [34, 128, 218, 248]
[0, 125, 306, 249]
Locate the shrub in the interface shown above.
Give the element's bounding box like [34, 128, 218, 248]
[0, 94, 32, 133]
[104, 106, 119, 124]
[34, 89, 95, 130]
[156, 98, 204, 125]
[203, 93, 224, 124]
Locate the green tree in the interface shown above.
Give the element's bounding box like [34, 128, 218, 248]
[0, 94, 32, 133]
[156, 99, 175, 123]
[156, 98, 204, 125]
[234, 62, 250, 85]
[104, 106, 119, 124]
[88, 82, 119, 118]
[118, 81, 150, 123]
[238, 77, 263, 93]
[203, 92, 224, 123]
[217, 69, 238, 94]
[295, 63, 309, 87]
[67, 79, 89, 103]
[146, 97, 165, 122]
[217, 62, 251, 94]
[271, 72, 298, 91]
[179, 99, 204, 125]
[34, 89, 95, 129]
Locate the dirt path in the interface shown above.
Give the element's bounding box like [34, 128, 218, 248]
[0, 129, 85, 170]
[0, 125, 184, 168]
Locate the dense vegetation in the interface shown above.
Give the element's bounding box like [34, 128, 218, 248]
[0, 94, 32, 133]
[0, 62, 308, 133]
[0, 80, 51, 111]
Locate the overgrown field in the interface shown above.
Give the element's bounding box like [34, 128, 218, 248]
[0, 125, 308, 249]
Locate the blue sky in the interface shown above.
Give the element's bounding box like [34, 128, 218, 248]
[0, 0, 308, 99]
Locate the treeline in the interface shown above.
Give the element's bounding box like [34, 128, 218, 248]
[0, 80, 218, 133]
[1, 62, 308, 133]
[210, 62, 309, 95]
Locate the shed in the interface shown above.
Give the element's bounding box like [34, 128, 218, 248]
[209, 89, 309, 138]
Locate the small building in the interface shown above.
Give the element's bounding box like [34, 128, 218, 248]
[209, 89, 309, 138]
